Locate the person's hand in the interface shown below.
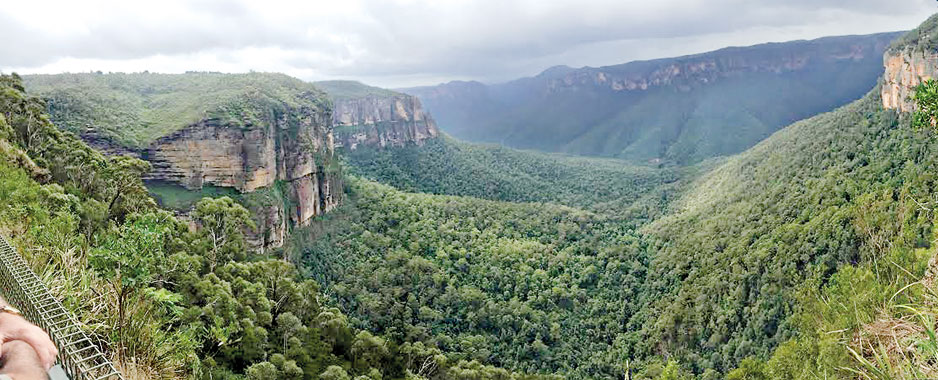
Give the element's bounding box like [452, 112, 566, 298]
[0, 313, 57, 369]
[0, 340, 47, 380]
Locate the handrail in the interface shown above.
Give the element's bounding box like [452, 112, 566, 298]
[0, 235, 123, 380]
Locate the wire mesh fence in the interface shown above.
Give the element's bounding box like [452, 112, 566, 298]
[0, 234, 123, 380]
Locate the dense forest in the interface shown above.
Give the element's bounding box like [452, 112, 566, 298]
[6, 13, 938, 380]
[343, 137, 710, 221]
[0, 73, 547, 379]
[638, 85, 937, 376]
[301, 86, 938, 378]
[290, 178, 651, 377]
[303, 14, 938, 379]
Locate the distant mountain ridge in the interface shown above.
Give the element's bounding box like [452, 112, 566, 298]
[402, 31, 903, 164]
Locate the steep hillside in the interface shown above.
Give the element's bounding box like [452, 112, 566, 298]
[10, 21, 935, 380]
[627, 16, 938, 376]
[310, 17, 938, 378]
[404, 32, 901, 164]
[306, 85, 931, 378]
[315, 80, 439, 150]
[23, 73, 341, 250]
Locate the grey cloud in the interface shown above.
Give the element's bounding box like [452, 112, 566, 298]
[1, 0, 935, 87]
[310, 0, 934, 80]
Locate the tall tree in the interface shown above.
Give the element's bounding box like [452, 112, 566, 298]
[90, 211, 175, 356]
[192, 196, 255, 271]
[100, 155, 154, 221]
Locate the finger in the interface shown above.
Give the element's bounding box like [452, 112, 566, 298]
[21, 331, 56, 369]
[40, 343, 56, 369]
[40, 345, 56, 370]
[47, 352, 56, 369]
[36, 346, 54, 370]
[48, 345, 59, 368]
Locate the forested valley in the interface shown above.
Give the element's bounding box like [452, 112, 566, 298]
[0, 73, 551, 379]
[4, 10, 938, 380]
[285, 14, 938, 379]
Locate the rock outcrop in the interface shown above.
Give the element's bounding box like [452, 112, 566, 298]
[314, 81, 439, 150]
[24, 72, 343, 252]
[882, 48, 938, 112]
[332, 94, 439, 150]
[143, 96, 340, 250]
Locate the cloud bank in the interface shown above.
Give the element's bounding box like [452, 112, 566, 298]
[1, 0, 935, 87]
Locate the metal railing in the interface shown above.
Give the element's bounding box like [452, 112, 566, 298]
[0, 234, 123, 380]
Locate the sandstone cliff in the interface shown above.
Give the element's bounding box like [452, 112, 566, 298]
[24, 72, 342, 251]
[882, 48, 938, 112]
[545, 34, 896, 94]
[143, 98, 340, 249]
[315, 81, 439, 150]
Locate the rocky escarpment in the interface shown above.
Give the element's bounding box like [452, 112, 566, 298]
[332, 94, 438, 150]
[315, 81, 439, 150]
[882, 48, 938, 112]
[144, 98, 340, 249]
[24, 73, 345, 251]
[546, 34, 898, 94]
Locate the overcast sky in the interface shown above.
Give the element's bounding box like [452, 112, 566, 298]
[1, 0, 936, 88]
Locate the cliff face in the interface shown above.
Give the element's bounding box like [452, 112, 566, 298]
[144, 99, 339, 249]
[24, 72, 342, 252]
[545, 41, 874, 93]
[882, 48, 938, 112]
[332, 94, 439, 150]
[314, 81, 440, 150]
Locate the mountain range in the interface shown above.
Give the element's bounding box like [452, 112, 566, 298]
[403, 32, 902, 164]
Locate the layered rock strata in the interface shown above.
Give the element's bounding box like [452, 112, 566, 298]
[330, 93, 439, 150]
[882, 48, 938, 112]
[143, 98, 340, 250]
[545, 36, 895, 94]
